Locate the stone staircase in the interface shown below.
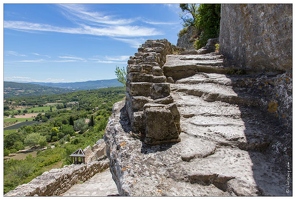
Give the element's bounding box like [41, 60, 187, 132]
[104, 52, 291, 196]
[166, 53, 290, 196]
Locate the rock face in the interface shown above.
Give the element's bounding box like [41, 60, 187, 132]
[125, 39, 181, 145]
[104, 52, 292, 196]
[219, 4, 292, 72]
[177, 26, 198, 50]
[219, 4, 292, 137]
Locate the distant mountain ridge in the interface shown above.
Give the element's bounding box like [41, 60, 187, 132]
[4, 79, 123, 99]
[29, 79, 122, 90]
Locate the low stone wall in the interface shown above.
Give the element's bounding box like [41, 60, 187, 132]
[4, 159, 109, 196]
[125, 39, 181, 145]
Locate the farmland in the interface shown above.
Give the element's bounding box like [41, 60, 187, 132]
[3, 86, 125, 194]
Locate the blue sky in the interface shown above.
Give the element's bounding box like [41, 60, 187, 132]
[3, 3, 184, 83]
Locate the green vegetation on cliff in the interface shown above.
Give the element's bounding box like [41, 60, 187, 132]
[179, 4, 221, 49]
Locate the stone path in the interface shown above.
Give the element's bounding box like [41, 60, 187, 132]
[60, 168, 118, 196]
[168, 54, 290, 196]
[104, 52, 291, 196]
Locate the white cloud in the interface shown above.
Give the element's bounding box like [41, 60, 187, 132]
[59, 55, 86, 61]
[105, 55, 130, 61]
[143, 19, 179, 25]
[5, 51, 26, 57]
[18, 59, 44, 63]
[4, 20, 161, 38]
[90, 55, 128, 64]
[32, 52, 51, 58]
[58, 4, 135, 25]
[112, 37, 146, 48]
[164, 4, 181, 14]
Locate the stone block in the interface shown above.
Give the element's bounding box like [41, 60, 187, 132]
[127, 73, 153, 82]
[126, 93, 151, 111]
[131, 111, 145, 133]
[152, 76, 167, 83]
[150, 83, 170, 99]
[127, 65, 142, 73]
[141, 64, 153, 74]
[152, 66, 163, 76]
[143, 105, 180, 145]
[127, 82, 152, 97]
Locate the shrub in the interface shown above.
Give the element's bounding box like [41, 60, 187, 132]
[178, 27, 188, 37]
[193, 39, 201, 49]
[4, 149, 10, 156]
[215, 43, 220, 52]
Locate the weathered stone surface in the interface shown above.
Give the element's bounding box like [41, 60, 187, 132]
[163, 54, 227, 81]
[150, 83, 170, 99]
[125, 39, 181, 144]
[105, 52, 291, 196]
[196, 38, 219, 54]
[219, 4, 292, 72]
[127, 82, 152, 97]
[5, 159, 110, 196]
[144, 104, 180, 145]
[177, 26, 198, 50]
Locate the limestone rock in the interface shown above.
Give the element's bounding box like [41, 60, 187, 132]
[105, 51, 291, 196]
[219, 4, 292, 72]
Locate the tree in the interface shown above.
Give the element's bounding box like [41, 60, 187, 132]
[69, 116, 74, 126]
[179, 4, 221, 49]
[74, 118, 88, 133]
[88, 115, 95, 127]
[115, 66, 127, 86]
[61, 124, 75, 136]
[180, 4, 199, 27]
[24, 133, 46, 148]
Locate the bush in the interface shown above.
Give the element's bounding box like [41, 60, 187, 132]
[178, 27, 188, 37]
[179, 4, 221, 48]
[193, 39, 201, 49]
[4, 149, 10, 156]
[215, 43, 220, 52]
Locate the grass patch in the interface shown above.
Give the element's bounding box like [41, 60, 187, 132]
[26, 106, 56, 113]
[4, 118, 33, 123]
[4, 129, 18, 137]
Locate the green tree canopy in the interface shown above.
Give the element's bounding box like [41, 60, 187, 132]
[179, 4, 221, 49]
[74, 118, 88, 133]
[24, 133, 46, 147]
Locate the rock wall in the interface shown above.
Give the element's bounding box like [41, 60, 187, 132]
[5, 140, 108, 197]
[219, 4, 292, 131]
[176, 26, 197, 50]
[219, 4, 292, 72]
[125, 39, 181, 145]
[4, 159, 109, 196]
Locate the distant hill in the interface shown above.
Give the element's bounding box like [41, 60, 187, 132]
[4, 79, 123, 99]
[29, 79, 122, 90]
[4, 81, 73, 99]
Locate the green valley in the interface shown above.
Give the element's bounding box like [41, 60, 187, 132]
[3, 86, 125, 194]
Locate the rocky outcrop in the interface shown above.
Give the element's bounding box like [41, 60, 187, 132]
[177, 26, 198, 50]
[125, 39, 181, 145]
[4, 159, 109, 196]
[219, 4, 292, 72]
[104, 52, 291, 196]
[219, 4, 292, 138]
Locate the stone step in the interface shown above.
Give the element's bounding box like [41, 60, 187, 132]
[181, 146, 287, 196]
[172, 83, 260, 107]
